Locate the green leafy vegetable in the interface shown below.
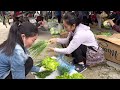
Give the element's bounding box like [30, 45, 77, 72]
[56, 72, 85, 79]
[29, 40, 48, 57]
[35, 70, 53, 78]
[101, 32, 112, 36]
[41, 57, 60, 71]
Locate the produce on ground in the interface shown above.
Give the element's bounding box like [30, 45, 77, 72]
[41, 57, 60, 71]
[100, 32, 112, 36]
[50, 27, 60, 35]
[34, 70, 53, 78]
[56, 72, 85, 79]
[93, 31, 112, 36]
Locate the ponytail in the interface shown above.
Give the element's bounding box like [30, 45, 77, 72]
[63, 12, 83, 26]
[0, 22, 38, 56]
[0, 22, 25, 56]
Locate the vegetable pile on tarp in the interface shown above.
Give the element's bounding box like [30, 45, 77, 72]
[29, 40, 48, 57]
[56, 72, 85, 79]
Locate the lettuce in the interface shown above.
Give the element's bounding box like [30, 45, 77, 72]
[41, 57, 60, 71]
[56, 72, 85, 79]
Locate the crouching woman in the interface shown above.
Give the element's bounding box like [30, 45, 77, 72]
[0, 22, 46, 79]
[49, 12, 105, 72]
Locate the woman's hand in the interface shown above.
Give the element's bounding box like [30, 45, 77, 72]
[39, 66, 46, 72]
[107, 18, 115, 27]
[47, 47, 55, 52]
[49, 38, 57, 44]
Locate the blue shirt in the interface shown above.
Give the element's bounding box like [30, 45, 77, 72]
[0, 44, 40, 79]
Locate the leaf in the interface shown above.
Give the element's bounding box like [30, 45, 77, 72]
[29, 40, 48, 57]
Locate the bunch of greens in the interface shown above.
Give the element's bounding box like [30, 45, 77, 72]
[56, 72, 85, 79]
[34, 70, 53, 78]
[41, 57, 60, 71]
[29, 40, 48, 57]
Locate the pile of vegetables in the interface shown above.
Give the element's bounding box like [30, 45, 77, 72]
[34, 70, 53, 78]
[48, 19, 58, 23]
[41, 57, 60, 71]
[50, 28, 66, 35]
[49, 23, 65, 35]
[93, 31, 112, 36]
[50, 27, 60, 35]
[34, 57, 60, 78]
[34, 55, 85, 79]
[56, 72, 85, 79]
[29, 40, 48, 57]
[100, 32, 112, 36]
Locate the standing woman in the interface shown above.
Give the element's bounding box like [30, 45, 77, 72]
[0, 22, 46, 79]
[49, 12, 104, 72]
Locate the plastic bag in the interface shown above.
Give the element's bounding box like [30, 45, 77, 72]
[56, 54, 77, 75]
[48, 22, 58, 29]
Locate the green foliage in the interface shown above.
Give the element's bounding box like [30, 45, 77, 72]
[29, 40, 48, 57]
[56, 72, 85, 79]
[35, 70, 53, 78]
[100, 32, 112, 36]
[41, 57, 60, 71]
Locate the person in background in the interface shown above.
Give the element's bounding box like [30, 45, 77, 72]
[42, 11, 48, 21]
[48, 12, 104, 72]
[107, 19, 120, 32]
[36, 16, 48, 30]
[82, 11, 90, 26]
[52, 11, 56, 19]
[0, 22, 46, 79]
[95, 11, 102, 30]
[55, 11, 62, 23]
[1, 11, 8, 28]
[34, 11, 40, 20]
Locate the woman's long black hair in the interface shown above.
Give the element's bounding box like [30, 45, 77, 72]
[0, 21, 38, 56]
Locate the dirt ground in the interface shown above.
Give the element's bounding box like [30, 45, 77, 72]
[0, 21, 120, 79]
